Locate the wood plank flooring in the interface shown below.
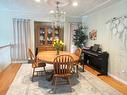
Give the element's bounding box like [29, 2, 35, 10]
[0, 64, 21, 95]
[0, 63, 127, 95]
[84, 65, 127, 95]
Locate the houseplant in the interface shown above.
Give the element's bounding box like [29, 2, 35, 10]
[73, 25, 88, 70]
[73, 25, 88, 48]
[53, 39, 64, 55]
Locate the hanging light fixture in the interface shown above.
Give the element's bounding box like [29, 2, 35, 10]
[50, 1, 66, 28]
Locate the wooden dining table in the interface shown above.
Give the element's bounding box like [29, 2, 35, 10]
[37, 51, 79, 81]
[37, 51, 79, 63]
[37, 51, 79, 80]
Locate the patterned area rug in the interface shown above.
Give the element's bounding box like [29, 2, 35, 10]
[7, 64, 122, 95]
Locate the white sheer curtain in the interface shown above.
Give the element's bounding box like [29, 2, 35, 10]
[69, 22, 81, 52]
[11, 18, 31, 63]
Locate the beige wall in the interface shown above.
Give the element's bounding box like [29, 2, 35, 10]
[0, 46, 11, 71]
[64, 22, 71, 51]
[82, 0, 127, 84]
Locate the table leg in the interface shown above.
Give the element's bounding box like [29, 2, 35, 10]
[46, 71, 54, 81]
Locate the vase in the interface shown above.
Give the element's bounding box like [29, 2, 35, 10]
[56, 50, 60, 55]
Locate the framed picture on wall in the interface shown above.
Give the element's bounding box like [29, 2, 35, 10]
[89, 29, 97, 40]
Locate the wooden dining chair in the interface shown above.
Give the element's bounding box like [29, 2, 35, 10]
[28, 48, 46, 80]
[74, 48, 82, 77]
[52, 55, 74, 92]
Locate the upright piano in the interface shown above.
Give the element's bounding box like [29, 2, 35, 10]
[83, 44, 109, 76]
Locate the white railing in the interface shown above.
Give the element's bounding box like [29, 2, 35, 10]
[0, 44, 12, 49]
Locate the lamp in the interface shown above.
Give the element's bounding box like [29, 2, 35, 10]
[50, 1, 66, 28]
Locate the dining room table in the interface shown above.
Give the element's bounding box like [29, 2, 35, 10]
[37, 51, 79, 81]
[37, 51, 79, 63]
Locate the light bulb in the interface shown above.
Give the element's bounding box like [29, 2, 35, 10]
[50, 10, 54, 14]
[35, 0, 41, 3]
[72, 1, 78, 7]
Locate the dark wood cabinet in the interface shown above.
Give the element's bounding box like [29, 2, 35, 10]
[34, 22, 64, 52]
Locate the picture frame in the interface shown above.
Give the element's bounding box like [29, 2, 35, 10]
[89, 29, 97, 40]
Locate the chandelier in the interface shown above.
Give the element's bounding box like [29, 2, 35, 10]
[50, 1, 66, 28]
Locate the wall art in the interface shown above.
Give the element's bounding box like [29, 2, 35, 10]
[106, 16, 127, 48]
[89, 29, 97, 40]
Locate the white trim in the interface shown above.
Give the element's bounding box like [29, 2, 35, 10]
[0, 9, 47, 15]
[11, 60, 28, 64]
[81, 0, 111, 16]
[0, 44, 12, 49]
[108, 73, 127, 85]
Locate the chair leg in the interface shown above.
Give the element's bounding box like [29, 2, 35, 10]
[32, 68, 35, 81]
[52, 76, 55, 85]
[43, 67, 46, 72]
[67, 76, 72, 92]
[82, 63, 85, 72]
[76, 64, 79, 77]
[53, 77, 57, 93]
[43, 66, 46, 76]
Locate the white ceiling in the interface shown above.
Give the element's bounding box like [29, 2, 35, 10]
[0, 0, 119, 17]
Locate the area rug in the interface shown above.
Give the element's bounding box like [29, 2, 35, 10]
[7, 64, 122, 95]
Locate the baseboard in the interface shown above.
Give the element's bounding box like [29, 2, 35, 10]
[0, 64, 11, 78]
[11, 60, 28, 64]
[108, 73, 127, 85]
[0, 70, 2, 76]
[0, 64, 10, 72]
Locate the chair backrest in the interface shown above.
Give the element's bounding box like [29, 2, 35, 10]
[53, 55, 74, 75]
[28, 48, 35, 60]
[74, 48, 82, 57]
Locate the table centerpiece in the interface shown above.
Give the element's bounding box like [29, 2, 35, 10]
[53, 39, 64, 55]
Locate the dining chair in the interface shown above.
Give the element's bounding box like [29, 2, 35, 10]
[74, 48, 82, 77]
[28, 48, 46, 81]
[52, 55, 74, 92]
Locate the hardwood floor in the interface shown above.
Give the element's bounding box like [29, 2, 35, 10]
[0, 63, 127, 95]
[0, 63, 21, 95]
[84, 65, 127, 95]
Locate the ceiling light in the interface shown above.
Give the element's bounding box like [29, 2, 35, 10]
[72, 1, 78, 7]
[35, 0, 41, 3]
[50, 10, 54, 14]
[50, 1, 66, 28]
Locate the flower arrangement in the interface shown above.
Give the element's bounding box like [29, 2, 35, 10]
[53, 39, 64, 55]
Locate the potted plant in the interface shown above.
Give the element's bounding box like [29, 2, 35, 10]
[73, 26, 88, 48]
[73, 25, 88, 71]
